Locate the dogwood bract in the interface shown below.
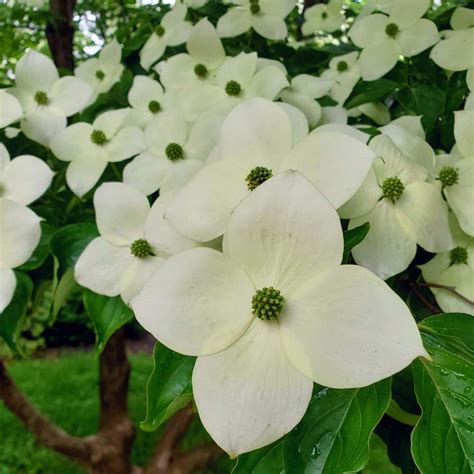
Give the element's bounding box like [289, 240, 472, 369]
[0, 91, 23, 128]
[75, 182, 200, 303]
[166, 98, 375, 242]
[302, 0, 344, 35]
[9, 50, 92, 146]
[132, 170, 427, 456]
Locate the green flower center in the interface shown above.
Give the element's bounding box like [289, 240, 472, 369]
[337, 60, 348, 72]
[385, 23, 399, 38]
[438, 166, 459, 187]
[382, 176, 404, 202]
[95, 70, 105, 80]
[225, 80, 242, 96]
[155, 25, 165, 37]
[130, 239, 152, 258]
[322, 11, 328, 19]
[246, 166, 273, 190]
[165, 143, 184, 161]
[194, 63, 208, 78]
[252, 287, 285, 320]
[90, 129, 107, 145]
[34, 90, 48, 105]
[250, 1, 260, 14]
[450, 246, 468, 265]
[148, 100, 161, 114]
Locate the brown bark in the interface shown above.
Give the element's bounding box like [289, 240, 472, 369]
[46, 0, 77, 71]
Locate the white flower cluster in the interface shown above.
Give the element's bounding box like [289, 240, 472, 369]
[1, 0, 473, 458]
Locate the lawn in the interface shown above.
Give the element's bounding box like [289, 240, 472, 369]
[0, 350, 230, 474]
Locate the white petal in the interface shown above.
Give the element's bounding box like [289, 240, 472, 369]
[65, 155, 107, 198]
[49, 76, 92, 116]
[50, 122, 95, 162]
[251, 15, 288, 40]
[389, 115, 425, 139]
[165, 21, 193, 47]
[357, 102, 390, 125]
[93, 108, 130, 139]
[0, 91, 23, 128]
[349, 14, 390, 48]
[218, 98, 292, 169]
[132, 247, 255, 356]
[21, 109, 66, 147]
[15, 51, 59, 94]
[281, 265, 427, 388]
[217, 52, 257, 89]
[166, 161, 248, 242]
[187, 18, 225, 69]
[217, 8, 252, 38]
[430, 29, 474, 71]
[0, 268, 16, 313]
[161, 3, 187, 29]
[74, 237, 133, 297]
[193, 318, 312, 457]
[225, 170, 343, 295]
[280, 90, 321, 128]
[3, 155, 53, 205]
[105, 126, 144, 162]
[454, 110, 474, 158]
[315, 123, 370, 143]
[0, 199, 41, 269]
[0, 143, 9, 173]
[350, 200, 417, 280]
[451, 6, 474, 30]
[99, 38, 122, 71]
[291, 74, 333, 98]
[388, 0, 429, 28]
[397, 19, 439, 57]
[320, 105, 348, 124]
[145, 111, 188, 155]
[245, 66, 289, 101]
[120, 256, 163, 304]
[358, 38, 399, 81]
[140, 34, 167, 70]
[397, 182, 453, 253]
[159, 158, 204, 194]
[275, 102, 309, 144]
[284, 131, 376, 208]
[94, 182, 149, 246]
[128, 76, 164, 109]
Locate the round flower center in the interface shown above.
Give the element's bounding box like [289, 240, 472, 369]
[34, 90, 48, 105]
[337, 60, 348, 72]
[130, 239, 152, 258]
[148, 100, 161, 114]
[385, 23, 399, 38]
[194, 63, 208, 78]
[225, 80, 242, 96]
[95, 70, 105, 80]
[450, 246, 468, 266]
[165, 143, 184, 161]
[246, 166, 273, 190]
[322, 11, 328, 19]
[155, 25, 165, 37]
[382, 176, 404, 202]
[438, 166, 459, 187]
[250, 1, 260, 14]
[252, 287, 285, 320]
[90, 129, 107, 145]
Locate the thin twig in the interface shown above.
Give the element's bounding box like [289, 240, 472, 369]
[408, 282, 440, 314]
[419, 282, 474, 307]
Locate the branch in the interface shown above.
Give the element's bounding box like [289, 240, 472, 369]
[418, 282, 474, 307]
[0, 360, 93, 464]
[171, 443, 223, 474]
[408, 282, 440, 314]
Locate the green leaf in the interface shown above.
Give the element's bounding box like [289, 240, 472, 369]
[141, 342, 195, 432]
[284, 379, 391, 474]
[18, 223, 56, 271]
[345, 79, 401, 109]
[83, 290, 133, 353]
[233, 441, 285, 474]
[343, 222, 370, 264]
[363, 434, 401, 474]
[50, 223, 98, 276]
[412, 313, 474, 474]
[0, 271, 33, 354]
[52, 268, 77, 319]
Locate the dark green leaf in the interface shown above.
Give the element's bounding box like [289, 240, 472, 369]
[364, 434, 401, 474]
[284, 379, 391, 474]
[50, 223, 98, 276]
[345, 79, 401, 109]
[412, 313, 474, 474]
[343, 222, 370, 264]
[141, 342, 195, 432]
[83, 290, 134, 353]
[233, 441, 285, 474]
[0, 271, 33, 354]
[18, 223, 56, 271]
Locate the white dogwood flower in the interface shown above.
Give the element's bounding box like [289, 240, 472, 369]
[279, 74, 333, 127]
[454, 109, 474, 159]
[156, 18, 226, 90]
[0, 91, 23, 128]
[340, 134, 453, 279]
[348, 102, 391, 126]
[50, 109, 144, 198]
[123, 110, 222, 195]
[217, 0, 296, 40]
[302, 0, 345, 35]
[430, 7, 474, 72]
[0, 199, 41, 312]
[166, 98, 375, 242]
[0, 143, 53, 205]
[140, 4, 192, 70]
[9, 50, 92, 146]
[133, 170, 427, 457]
[75, 183, 200, 303]
[349, 0, 439, 81]
[420, 215, 474, 315]
[75, 39, 124, 103]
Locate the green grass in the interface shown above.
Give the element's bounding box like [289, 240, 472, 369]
[0, 351, 231, 474]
